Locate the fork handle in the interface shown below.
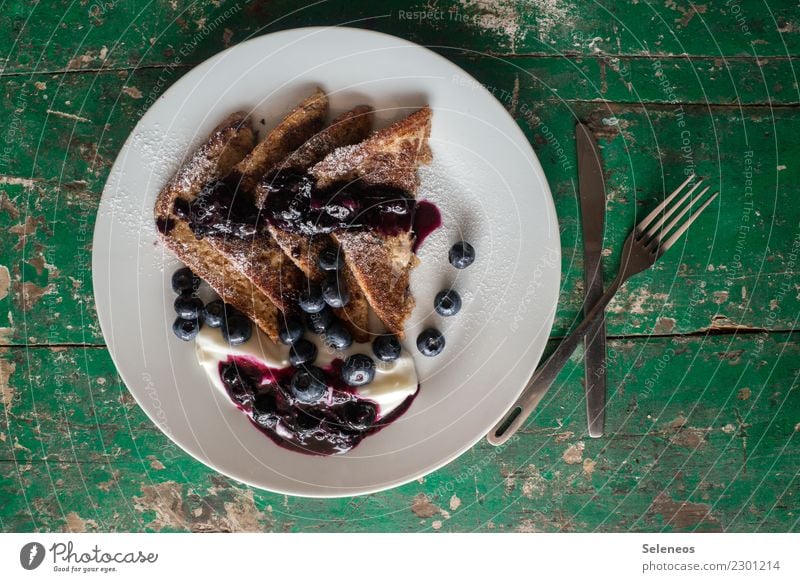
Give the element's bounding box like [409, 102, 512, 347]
[487, 275, 623, 446]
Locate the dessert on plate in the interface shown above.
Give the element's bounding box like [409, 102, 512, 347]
[154, 89, 447, 455]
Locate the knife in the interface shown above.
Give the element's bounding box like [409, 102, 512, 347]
[576, 123, 607, 438]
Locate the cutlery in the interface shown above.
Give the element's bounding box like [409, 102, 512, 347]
[487, 174, 718, 446]
[577, 123, 607, 438]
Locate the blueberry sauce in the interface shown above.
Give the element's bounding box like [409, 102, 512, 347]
[412, 200, 442, 252]
[218, 355, 418, 455]
[260, 170, 418, 237]
[172, 198, 190, 218]
[178, 170, 442, 245]
[156, 216, 175, 234]
[184, 178, 259, 240]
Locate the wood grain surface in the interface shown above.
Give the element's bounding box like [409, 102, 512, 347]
[0, 0, 797, 532]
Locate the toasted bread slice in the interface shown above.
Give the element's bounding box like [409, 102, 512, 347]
[154, 112, 283, 340]
[333, 230, 418, 337]
[311, 107, 433, 337]
[312, 106, 432, 191]
[228, 88, 328, 194]
[204, 90, 331, 312]
[206, 234, 303, 313]
[257, 105, 374, 204]
[260, 105, 374, 279]
[257, 105, 375, 341]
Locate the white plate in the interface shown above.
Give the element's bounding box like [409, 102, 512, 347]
[93, 27, 560, 497]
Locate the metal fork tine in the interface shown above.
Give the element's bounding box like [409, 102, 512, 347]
[644, 180, 705, 240]
[636, 174, 695, 233]
[650, 185, 711, 243]
[658, 191, 719, 253]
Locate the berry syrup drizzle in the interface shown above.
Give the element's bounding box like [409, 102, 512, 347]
[412, 200, 441, 252]
[180, 171, 442, 249]
[218, 355, 418, 456]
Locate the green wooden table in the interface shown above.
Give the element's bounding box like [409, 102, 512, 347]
[1, 0, 798, 533]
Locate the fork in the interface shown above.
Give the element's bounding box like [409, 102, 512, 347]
[487, 174, 718, 446]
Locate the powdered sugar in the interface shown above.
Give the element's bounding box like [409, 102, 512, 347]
[128, 124, 192, 180]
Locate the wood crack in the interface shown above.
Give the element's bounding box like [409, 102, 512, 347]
[1, 51, 796, 79]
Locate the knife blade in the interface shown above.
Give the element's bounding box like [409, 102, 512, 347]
[576, 123, 607, 438]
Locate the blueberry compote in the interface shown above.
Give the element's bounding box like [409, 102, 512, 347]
[218, 355, 415, 455]
[182, 178, 259, 240]
[412, 200, 442, 252]
[180, 171, 441, 249]
[259, 170, 440, 245]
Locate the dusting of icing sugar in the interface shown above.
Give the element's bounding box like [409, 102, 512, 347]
[408, 140, 525, 343]
[309, 143, 363, 180]
[100, 124, 194, 270]
[128, 125, 192, 180]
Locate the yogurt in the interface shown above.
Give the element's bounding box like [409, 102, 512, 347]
[195, 325, 419, 454]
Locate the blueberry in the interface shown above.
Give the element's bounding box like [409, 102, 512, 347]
[278, 314, 304, 345]
[341, 354, 376, 387]
[289, 338, 318, 366]
[323, 321, 352, 351]
[171, 267, 201, 294]
[305, 306, 334, 334]
[172, 316, 201, 341]
[322, 273, 350, 308]
[343, 400, 377, 431]
[417, 328, 445, 357]
[373, 334, 402, 362]
[318, 246, 344, 272]
[434, 289, 462, 316]
[289, 366, 327, 404]
[220, 362, 256, 406]
[298, 284, 325, 313]
[252, 392, 279, 427]
[449, 241, 475, 269]
[222, 314, 252, 345]
[174, 295, 205, 320]
[204, 300, 226, 328]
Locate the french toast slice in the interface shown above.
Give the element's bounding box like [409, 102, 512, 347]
[312, 106, 432, 191]
[154, 112, 283, 340]
[271, 105, 375, 180]
[228, 88, 328, 194]
[310, 107, 433, 338]
[260, 105, 374, 280]
[257, 105, 375, 341]
[203, 90, 330, 312]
